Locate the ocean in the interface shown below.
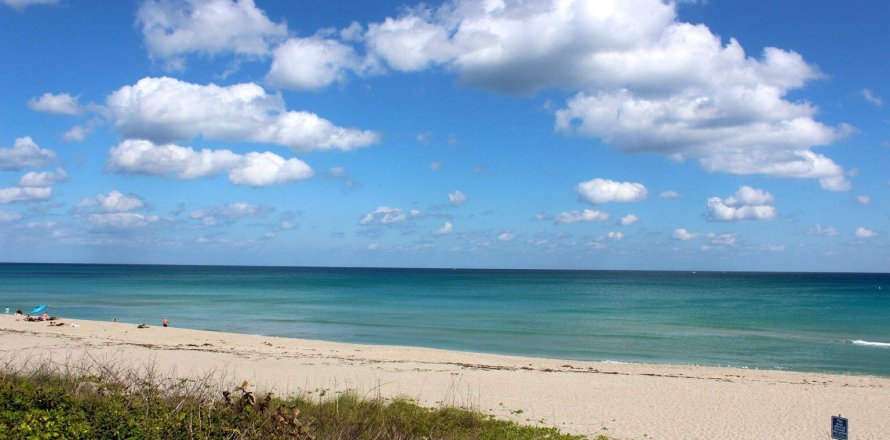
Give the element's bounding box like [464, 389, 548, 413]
[1, 263, 888, 375]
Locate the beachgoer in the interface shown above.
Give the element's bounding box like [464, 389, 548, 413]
[42, 312, 49, 321]
[162, 317, 169, 327]
[16, 308, 22, 315]
[4, 307, 8, 314]
[137, 324, 149, 329]
[112, 318, 117, 322]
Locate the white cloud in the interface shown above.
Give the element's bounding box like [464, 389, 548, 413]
[497, 232, 514, 241]
[856, 195, 871, 205]
[96, 191, 144, 213]
[726, 185, 774, 205]
[435, 221, 453, 235]
[355, 0, 849, 190]
[429, 161, 442, 171]
[416, 131, 432, 144]
[0, 137, 56, 171]
[18, 168, 68, 187]
[27, 92, 82, 115]
[605, 231, 624, 240]
[659, 190, 681, 199]
[707, 232, 736, 245]
[619, 214, 639, 226]
[228, 152, 314, 186]
[137, 0, 288, 70]
[63, 119, 102, 143]
[808, 224, 839, 237]
[555, 209, 609, 225]
[672, 228, 736, 245]
[448, 190, 467, 206]
[855, 227, 876, 238]
[577, 178, 647, 204]
[0, 209, 23, 222]
[107, 139, 313, 186]
[105, 77, 380, 152]
[190, 202, 270, 226]
[1, 0, 57, 11]
[862, 88, 883, 107]
[367, 242, 380, 250]
[359, 206, 421, 225]
[266, 37, 363, 91]
[88, 213, 161, 230]
[672, 228, 697, 241]
[707, 186, 776, 222]
[365, 12, 455, 72]
[0, 186, 52, 204]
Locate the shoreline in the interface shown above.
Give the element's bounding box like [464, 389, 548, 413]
[2, 314, 889, 439]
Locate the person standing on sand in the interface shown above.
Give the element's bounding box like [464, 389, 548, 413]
[162, 317, 169, 327]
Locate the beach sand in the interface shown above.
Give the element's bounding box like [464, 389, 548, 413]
[1, 315, 888, 439]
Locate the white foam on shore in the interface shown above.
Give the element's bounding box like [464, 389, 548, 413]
[852, 340, 890, 348]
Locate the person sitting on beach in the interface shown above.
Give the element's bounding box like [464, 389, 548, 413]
[16, 308, 22, 315]
[25, 314, 38, 322]
[137, 323, 149, 329]
[162, 317, 169, 328]
[41, 312, 49, 321]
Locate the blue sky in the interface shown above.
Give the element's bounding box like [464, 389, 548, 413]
[0, 0, 887, 271]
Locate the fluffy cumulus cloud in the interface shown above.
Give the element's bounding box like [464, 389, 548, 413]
[672, 228, 697, 241]
[115, 140, 312, 186]
[435, 221, 453, 235]
[577, 178, 647, 204]
[0, 137, 56, 171]
[137, 0, 288, 70]
[27, 92, 82, 115]
[448, 190, 467, 206]
[619, 214, 639, 226]
[63, 119, 102, 143]
[105, 77, 380, 152]
[605, 231, 624, 240]
[18, 168, 68, 187]
[107, 140, 314, 187]
[76, 191, 159, 230]
[190, 202, 269, 226]
[351, 0, 852, 190]
[266, 37, 366, 91]
[97, 191, 144, 213]
[554, 209, 609, 225]
[359, 206, 422, 225]
[1, 0, 57, 11]
[0, 186, 52, 204]
[855, 227, 876, 238]
[707, 186, 776, 222]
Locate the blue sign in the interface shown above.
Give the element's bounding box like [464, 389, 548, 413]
[831, 416, 848, 440]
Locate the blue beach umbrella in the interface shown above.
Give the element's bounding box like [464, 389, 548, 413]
[30, 304, 47, 314]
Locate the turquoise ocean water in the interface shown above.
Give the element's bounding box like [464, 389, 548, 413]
[1, 263, 888, 375]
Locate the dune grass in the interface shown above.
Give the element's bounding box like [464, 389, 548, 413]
[0, 359, 600, 440]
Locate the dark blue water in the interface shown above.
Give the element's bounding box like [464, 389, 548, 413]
[1, 263, 888, 375]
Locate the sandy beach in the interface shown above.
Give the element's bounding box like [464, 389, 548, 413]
[1, 315, 888, 439]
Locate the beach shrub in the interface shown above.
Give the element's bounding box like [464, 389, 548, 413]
[0, 365, 592, 440]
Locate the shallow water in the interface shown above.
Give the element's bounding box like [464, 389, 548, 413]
[2, 263, 888, 375]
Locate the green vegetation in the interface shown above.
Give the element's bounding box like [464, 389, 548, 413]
[0, 362, 597, 440]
